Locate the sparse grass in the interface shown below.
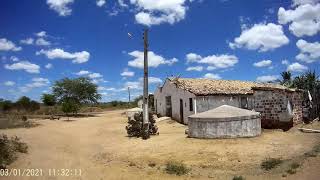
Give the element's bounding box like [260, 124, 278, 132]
[304, 144, 320, 157]
[0, 115, 39, 129]
[233, 175, 245, 180]
[165, 161, 190, 176]
[261, 158, 283, 171]
[0, 134, 28, 169]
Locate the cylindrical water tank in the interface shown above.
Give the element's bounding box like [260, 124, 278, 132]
[188, 105, 261, 138]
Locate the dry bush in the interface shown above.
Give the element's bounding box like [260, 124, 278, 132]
[165, 161, 190, 176]
[261, 158, 283, 171]
[233, 176, 246, 180]
[0, 134, 28, 169]
[0, 115, 39, 129]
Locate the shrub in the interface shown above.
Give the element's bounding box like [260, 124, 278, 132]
[261, 158, 283, 170]
[0, 134, 28, 169]
[233, 175, 245, 180]
[165, 161, 190, 176]
[290, 162, 300, 169]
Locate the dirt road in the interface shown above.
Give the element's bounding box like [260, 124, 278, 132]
[1, 110, 320, 180]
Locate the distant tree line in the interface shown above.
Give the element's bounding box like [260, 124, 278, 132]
[0, 96, 40, 113]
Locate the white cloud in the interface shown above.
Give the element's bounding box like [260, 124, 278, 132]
[292, 0, 320, 6]
[37, 48, 90, 64]
[296, 39, 320, 63]
[98, 87, 117, 91]
[253, 60, 272, 67]
[20, 38, 34, 45]
[75, 70, 106, 84]
[4, 81, 15, 86]
[203, 73, 221, 80]
[88, 73, 103, 79]
[96, 0, 106, 7]
[186, 53, 202, 63]
[45, 63, 53, 69]
[278, 4, 320, 37]
[282, 59, 289, 65]
[287, 62, 308, 72]
[4, 61, 40, 74]
[0, 38, 22, 51]
[47, 0, 74, 16]
[75, 70, 90, 75]
[118, 0, 128, 7]
[35, 38, 51, 46]
[124, 76, 162, 90]
[20, 78, 50, 92]
[36, 31, 47, 37]
[124, 81, 141, 90]
[186, 66, 203, 71]
[256, 75, 279, 82]
[10, 56, 19, 62]
[128, 50, 178, 68]
[144, 77, 162, 84]
[121, 69, 135, 77]
[130, 0, 188, 26]
[229, 23, 289, 52]
[185, 53, 238, 69]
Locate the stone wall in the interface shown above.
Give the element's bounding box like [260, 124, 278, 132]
[291, 91, 303, 124]
[253, 89, 303, 130]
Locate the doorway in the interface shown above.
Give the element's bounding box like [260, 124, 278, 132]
[180, 99, 184, 123]
[165, 96, 172, 117]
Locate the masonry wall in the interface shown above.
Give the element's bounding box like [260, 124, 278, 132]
[253, 90, 303, 129]
[154, 80, 195, 124]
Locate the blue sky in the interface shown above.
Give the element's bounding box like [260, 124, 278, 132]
[0, 0, 319, 102]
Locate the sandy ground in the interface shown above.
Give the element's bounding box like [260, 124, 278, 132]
[0, 110, 320, 180]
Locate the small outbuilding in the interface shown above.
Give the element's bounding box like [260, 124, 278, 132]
[188, 105, 261, 138]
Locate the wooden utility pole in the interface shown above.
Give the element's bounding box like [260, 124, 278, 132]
[128, 87, 131, 106]
[142, 29, 149, 139]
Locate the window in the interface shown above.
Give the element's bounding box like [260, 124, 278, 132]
[189, 98, 193, 111]
[241, 97, 248, 109]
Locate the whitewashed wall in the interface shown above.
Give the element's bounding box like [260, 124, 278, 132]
[154, 80, 195, 124]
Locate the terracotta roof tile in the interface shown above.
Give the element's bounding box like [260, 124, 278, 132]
[168, 77, 295, 95]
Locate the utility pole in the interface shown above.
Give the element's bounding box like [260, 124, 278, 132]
[142, 29, 149, 139]
[128, 87, 131, 107]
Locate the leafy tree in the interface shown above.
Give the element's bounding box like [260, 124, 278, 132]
[41, 94, 56, 106]
[52, 77, 101, 115]
[29, 100, 40, 112]
[61, 100, 79, 120]
[280, 71, 293, 87]
[15, 96, 31, 111]
[0, 99, 13, 112]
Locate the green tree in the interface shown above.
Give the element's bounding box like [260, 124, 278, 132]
[0, 99, 13, 112]
[41, 94, 56, 106]
[52, 77, 101, 115]
[15, 96, 31, 112]
[61, 100, 79, 120]
[280, 71, 293, 87]
[29, 100, 40, 112]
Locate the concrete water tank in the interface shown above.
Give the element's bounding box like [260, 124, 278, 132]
[188, 105, 261, 138]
